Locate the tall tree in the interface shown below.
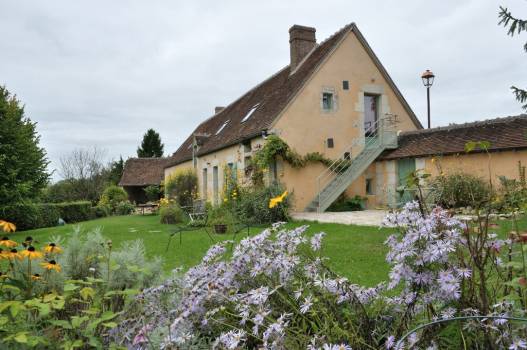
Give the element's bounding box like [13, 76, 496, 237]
[499, 6, 527, 110]
[0, 86, 50, 204]
[137, 129, 164, 157]
[108, 156, 125, 185]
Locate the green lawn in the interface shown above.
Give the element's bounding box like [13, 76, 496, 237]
[20, 215, 393, 286]
[18, 214, 527, 287]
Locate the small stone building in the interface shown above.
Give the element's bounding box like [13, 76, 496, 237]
[119, 158, 168, 204]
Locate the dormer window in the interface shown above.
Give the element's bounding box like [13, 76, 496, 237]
[216, 120, 230, 135]
[241, 104, 259, 123]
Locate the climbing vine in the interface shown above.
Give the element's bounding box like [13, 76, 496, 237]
[253, 135, 334, 169]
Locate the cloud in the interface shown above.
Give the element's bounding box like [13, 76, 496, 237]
[1, 0, 525, 181]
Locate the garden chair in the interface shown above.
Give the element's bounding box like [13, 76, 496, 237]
[181, 199, 207, 222]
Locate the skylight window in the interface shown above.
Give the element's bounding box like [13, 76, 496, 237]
[241, 104, 259, 123]
[216, 120, 230, 135]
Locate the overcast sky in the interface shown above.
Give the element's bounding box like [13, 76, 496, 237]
[1, 0, 526, 181]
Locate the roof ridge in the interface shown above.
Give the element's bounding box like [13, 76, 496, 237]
[401, 114, 527, 136]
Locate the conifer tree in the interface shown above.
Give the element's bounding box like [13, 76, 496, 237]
[137, 129, 164, 157]
[0, 86, 49, 204]
[499, 6, 527, 110]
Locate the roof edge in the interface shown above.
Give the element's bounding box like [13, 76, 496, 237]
[350, 23, 423, 129]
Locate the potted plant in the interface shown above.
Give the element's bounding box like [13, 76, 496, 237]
[208, 206, 233, 234]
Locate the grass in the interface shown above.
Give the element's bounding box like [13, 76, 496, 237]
[19, 213, 527, 287]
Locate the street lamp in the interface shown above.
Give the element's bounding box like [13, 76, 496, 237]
[421, 69, 435, 129]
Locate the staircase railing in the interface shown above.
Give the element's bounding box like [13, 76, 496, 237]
[314, 114, 398, 212]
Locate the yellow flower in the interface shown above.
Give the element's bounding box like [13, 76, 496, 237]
[269, 191, 288, 208]
[31, 274, 42, 281]
[4, 249, 21, 260]
[0, 237, 18, 248]
[44, 243, 63, 254]
[41, 260, 61, 272]
[20, 246, 43, 260]
[0, 221, 16, 233]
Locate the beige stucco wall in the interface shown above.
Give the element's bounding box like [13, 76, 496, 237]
[271, 30, 420, 211]
[424, 150, 527, 181]
[165, 138, 267, 204]
[370, 149, 527, 208]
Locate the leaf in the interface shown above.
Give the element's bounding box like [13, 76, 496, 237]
[14, 332, 28, 343]
[102, 321, 118, 328]
[49, 320, 73, 330]
[51, 298, 65, 310]
[79, 287, 95, 301]
[465, 141, 476, 153]
[43, 293, 58, 302]
[71, 316, 89, 329]
[478, 140, 491, 150]
[63, 283, 79, 292]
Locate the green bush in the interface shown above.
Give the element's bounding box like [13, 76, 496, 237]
[0, 202, 41, 231]
[431, 172, 493, 209]
[115, 201, 135, 216]
[144, 184, 161, 202]
[208, 205, 236, 227]
[327, 194, 366, 212]
[165, 169, 198, 208]
[36, 203, 61, 228]
[99, 185, 128, 213]
[232, 184, 290, 224]
[92, 204, 111, 218]
[159, 204, 186, 224]
[55, 201, 93, 223]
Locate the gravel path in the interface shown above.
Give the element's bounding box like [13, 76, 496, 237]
[291, 210, 389, 227]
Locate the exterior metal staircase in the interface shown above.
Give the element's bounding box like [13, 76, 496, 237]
[305, 115, 398, 212]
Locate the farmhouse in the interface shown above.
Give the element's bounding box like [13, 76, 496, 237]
[147, 23, 527, 211]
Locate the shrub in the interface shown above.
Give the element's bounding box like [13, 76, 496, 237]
[232, 184, 290, 224]
[36, 203, 61, 228]
[207, 205, 235, 227]
[92, 204, 111, 218]
[115, 200, 135, 216]
[431, 172, 493, 208]
[327, 194, 366, 212]
[0, 202, 41, 231]
[160, 204, 186, 224]
[144, 184, 161, 202]
[165, 169, 197, 207]
[55, 201, 93, 223]
[99, 185, 128, 213]
[42, 180, 77, 203]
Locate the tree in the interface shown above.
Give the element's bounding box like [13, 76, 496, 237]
[58, 147, 108, 203]
[137, 129, 164, 157]
[499, 6, 527, 110]
[0, 86, 49, 204]
[108, 156, 124, 185]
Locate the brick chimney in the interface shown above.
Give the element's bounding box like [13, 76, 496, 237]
[215, 106, 225, 114]
[289, 25, 316, 71]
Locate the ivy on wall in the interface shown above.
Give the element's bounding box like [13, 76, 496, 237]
[252, 135, 334, 169]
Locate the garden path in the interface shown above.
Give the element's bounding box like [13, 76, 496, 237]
[291, 210, 388, 227]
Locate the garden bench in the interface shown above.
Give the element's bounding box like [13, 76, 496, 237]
[181, 199, 207, 222]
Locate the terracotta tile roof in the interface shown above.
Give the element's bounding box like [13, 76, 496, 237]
[165, 23, 421, 168]
[379, 114, 527, 160]
[119, 157, 169, 186]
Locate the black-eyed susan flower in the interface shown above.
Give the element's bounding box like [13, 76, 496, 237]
[269, 191, 288, 209]
[4, 249, 20, 260]
[20, 246, 43, 260]
[31, 274, 42, 281]
[44, 243, 63, 254]
[0, 237, 18, 248]
[41, 260, 61, 272]
[0, 221, 16, 233]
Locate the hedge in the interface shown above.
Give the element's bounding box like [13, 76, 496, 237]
[0, 201, 94, 231]
[54, 201, 93, 223]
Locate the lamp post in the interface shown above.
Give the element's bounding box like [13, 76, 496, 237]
[421, 69, 435, 129]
